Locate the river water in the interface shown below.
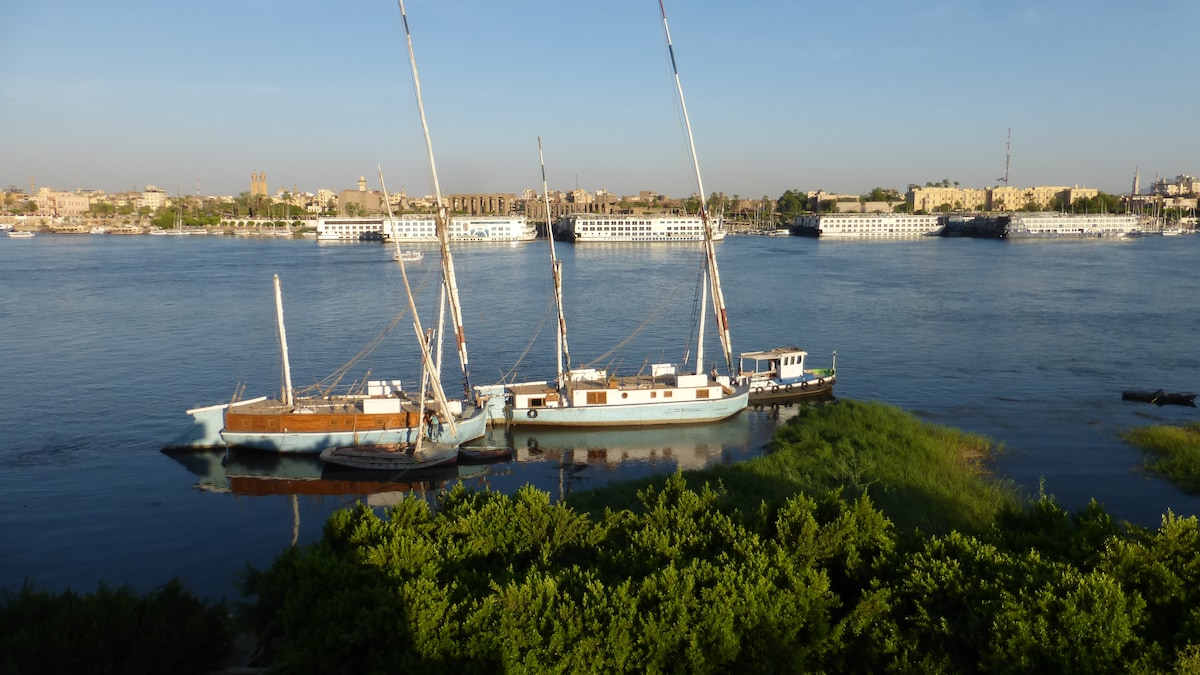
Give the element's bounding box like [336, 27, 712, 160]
[1, 232, 1197, 599]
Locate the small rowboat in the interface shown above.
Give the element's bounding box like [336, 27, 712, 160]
[1121, 390, 1197, 407]
[319, 441, 458, 471]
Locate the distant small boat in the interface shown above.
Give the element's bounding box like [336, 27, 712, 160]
[1122, 390, 1197, 407]
[319, 441, 459, 471]
[393, 249, 424, 262]
[7, 230, 34, 238]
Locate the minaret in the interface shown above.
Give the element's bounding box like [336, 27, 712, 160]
[358, 176, 366, 192]
[1131, 166, 1140, 196]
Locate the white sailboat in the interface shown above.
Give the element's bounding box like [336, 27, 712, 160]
[169, 1, 486, 455]
[476, 3, 748, 427]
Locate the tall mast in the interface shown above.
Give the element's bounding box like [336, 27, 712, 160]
[273, 274, 294, 407]
[378, 166, 457, 436]
[997, 127, 1011, 186]
[397, 0, 472, 400]
[539, 137, 571, 388]
[657, 0, 733, 374]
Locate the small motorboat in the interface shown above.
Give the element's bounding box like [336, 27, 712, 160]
[393, 249, 424, 262]
[1121, 390, 1198, 407]
[738, 347, 836, 404]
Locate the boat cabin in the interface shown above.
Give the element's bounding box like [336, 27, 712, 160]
[738, 348, 808, 383]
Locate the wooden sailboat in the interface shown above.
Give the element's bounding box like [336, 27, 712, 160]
[475, 3, 748, 428]
[171, 2, 487, 455]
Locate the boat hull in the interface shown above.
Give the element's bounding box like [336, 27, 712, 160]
[747, 374, 836, 404]
[221, 404, 488, 453]
[163, 397, 269, 450]
[481, 384, 749, 428]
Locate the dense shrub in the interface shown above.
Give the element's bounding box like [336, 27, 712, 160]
[0, 578, 232, 675]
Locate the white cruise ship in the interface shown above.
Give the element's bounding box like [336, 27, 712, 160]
[1006, 213, 1141, 238]
[315, 217, 388, 241]
[315, 215, 535, 242]
[792, 214, 943, 238]
[555, 213, 726, 242]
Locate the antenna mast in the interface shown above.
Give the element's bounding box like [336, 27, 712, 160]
[997, 128, 1011, 186]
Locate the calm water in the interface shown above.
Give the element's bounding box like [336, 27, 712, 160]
[1, 232, 1197, 600]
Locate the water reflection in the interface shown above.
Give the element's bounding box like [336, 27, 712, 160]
[165, 447, 480, 507]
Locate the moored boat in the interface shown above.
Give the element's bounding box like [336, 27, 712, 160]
[393, 249, 424, 262]
[738, 347, 836, 403]
[173, 9, 489, 455]
[555, 212, 726, 243]
[1121, 390, 1197, 407]
[319, 441, 459, 471]
[7, 230, 35, 238]
[476, 3, 749, 427]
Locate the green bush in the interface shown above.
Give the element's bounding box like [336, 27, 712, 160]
[0, 579, 232, 675]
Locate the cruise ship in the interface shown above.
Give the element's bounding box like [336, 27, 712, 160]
[315, 215, 535, 242]
[1006, 213, 1142, 238]
[791, 213, 943, 238]
[555, 213, 726, 242]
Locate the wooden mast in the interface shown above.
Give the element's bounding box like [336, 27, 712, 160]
[273, 274, 294, 408]
[539, 137, 571, 389]
[397, 0, 473, 401]
[657, 0, 734, 375]
[378, 167, 457, 438]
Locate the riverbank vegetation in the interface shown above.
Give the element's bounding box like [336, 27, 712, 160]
[1120, 420, 1200, 493]
[7, 400, 1200, 673]
[0, 580, 231, 674]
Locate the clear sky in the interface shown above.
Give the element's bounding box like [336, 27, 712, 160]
[2, 1, 1196, 200]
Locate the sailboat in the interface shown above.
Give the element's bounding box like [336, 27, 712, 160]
[168, 1, 487, 455]
[475, 5, 748, 428]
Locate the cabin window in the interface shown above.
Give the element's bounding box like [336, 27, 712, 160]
[530, 397, 545, 407]
[267, 419, 278, 430]
[621, 392, 629, 399]
[697, 388, 710, 399]
[329, 419, 338, 427]
[586, 391, 607, 405]
[664, 391, 673, 398]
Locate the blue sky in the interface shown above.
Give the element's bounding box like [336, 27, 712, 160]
[2, 0, 1196, 200]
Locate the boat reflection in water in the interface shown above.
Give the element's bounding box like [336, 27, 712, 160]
[165, 404, 818, 506]
[165, 447, 482, 507]
[487, 411, 754, 464]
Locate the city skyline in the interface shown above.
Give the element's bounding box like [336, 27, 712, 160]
[3, 1, 1197, 200]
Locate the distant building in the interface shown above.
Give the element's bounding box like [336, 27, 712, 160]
[1152, 174, 1198, 196]
[336, 176, 383, 216]
[34, 188, 90, 216]
[251, 172, 268, 197]
[138, 186, 168, 211]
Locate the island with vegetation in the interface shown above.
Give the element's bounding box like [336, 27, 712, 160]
[4, 400, 1199, 673]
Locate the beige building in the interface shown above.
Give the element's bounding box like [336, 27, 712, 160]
[139, 186, 168, 211]
[908, 186, 987, 212]
[905, 184, 1103, 213]
[33, 188, 91, 216]
[337, 176, 384, 215]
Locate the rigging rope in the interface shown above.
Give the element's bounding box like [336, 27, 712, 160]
[581, 272, 697, 369]
[286, 268, 437, 397]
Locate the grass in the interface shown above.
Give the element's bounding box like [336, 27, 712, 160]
[1120, 421, 1200, 494]
[568, 398, 1023, 537]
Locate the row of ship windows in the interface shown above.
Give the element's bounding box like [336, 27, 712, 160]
[579, 225, 700, 231]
